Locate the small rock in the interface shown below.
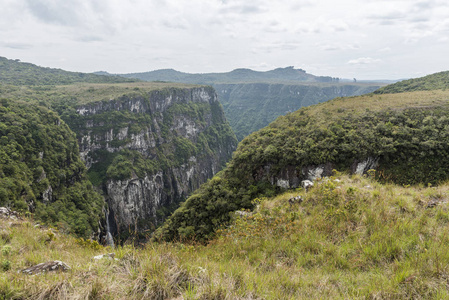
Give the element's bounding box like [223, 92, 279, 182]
[93, 253, 118, 261]
[301, 180, 314, 191]
[288, 196, 303, 206]
[0, 207, 20, 220]
[21, 260, 70, 275]
[333, 179, 341, 183]
[426, 197, 447, 208]
[235, 210, 253, 218]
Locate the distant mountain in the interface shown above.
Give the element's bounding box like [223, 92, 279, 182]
[108, 67, 383, 139]
[100, 66, 340, 84]
[0, 57, 136, 85]
[374, 71, 449, 94]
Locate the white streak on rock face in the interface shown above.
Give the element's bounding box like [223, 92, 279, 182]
[130, 100, 143, 113]
[107, 172, 164, 228]
[42, 185, 52, 203]
[307, 167, 324, 181]
[117, 127, 128, 140]
[173, 117, 199, 137]
[77, 107, 89, 116]
[192, 88, 212, 103]
[186, 166, 195, 182]
[355, 157, 379, 175]
[276, 179, 290, 189]
[105, 129, 114, 142]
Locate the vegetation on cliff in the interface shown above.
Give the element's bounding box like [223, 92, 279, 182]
[0, 99, 103, 237]
[113, 66, 383, 140]
[157, 88, 449, 242]
[3, 174, 449, 299]
[215, 82, 382, 140]
[375, 70, 449, 94]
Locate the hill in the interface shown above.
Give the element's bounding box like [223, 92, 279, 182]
[1, 80, 237, 240]
[156, 86, 449, 242]
[374, 70, 449, 94]
[0, 56, 136, 85]
[112, 66, 330, 84]
[2, 173, 449, 299]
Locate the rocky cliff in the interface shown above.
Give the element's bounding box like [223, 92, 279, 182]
[215, 83, 382, 140]
[65, 86, 237, 237]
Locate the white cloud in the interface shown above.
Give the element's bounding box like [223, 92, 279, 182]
[0, 0, 448, 79]
[348, 57, 381, 65]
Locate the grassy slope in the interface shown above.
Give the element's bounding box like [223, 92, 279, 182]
[0, 100, 103, 237]
[2, 173, 449, 299]
[375, 71, 449, 94]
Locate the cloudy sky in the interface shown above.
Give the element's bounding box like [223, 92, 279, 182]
[1, 0, 448, 80]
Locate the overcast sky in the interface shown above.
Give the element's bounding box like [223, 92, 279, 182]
[1, 0, 448, 80]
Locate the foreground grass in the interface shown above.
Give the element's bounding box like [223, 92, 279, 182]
[2, 174, 449, 299]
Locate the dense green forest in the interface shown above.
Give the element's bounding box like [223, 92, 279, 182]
[156, 88, 449, 242]
[0, 99, 103, 237]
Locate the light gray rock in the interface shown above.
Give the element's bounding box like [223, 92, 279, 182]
[21, 261, 70, 275]
[93, 253, 118, 261]
[235, 210, 253, 218]
[301, 180, 314, 191]
[355, 157, 379, 175]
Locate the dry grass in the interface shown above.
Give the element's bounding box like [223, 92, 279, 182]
[302, 89, 449, 121]
[0, 82, 204, 106]
[2, 174, 449, 298]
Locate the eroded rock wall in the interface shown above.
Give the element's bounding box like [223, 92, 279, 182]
[70, 87, 237, 235]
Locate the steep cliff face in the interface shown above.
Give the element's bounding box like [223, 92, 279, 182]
[66, 86, 237, 236]
[215, 83, 382, 140]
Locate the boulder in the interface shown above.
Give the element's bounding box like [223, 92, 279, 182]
[93, 253, 118, 261]
[21, 260, 70, 275]
[301, 180, 314, 191]
[288, 196, 303, 206]
[0, 207, 20, 220]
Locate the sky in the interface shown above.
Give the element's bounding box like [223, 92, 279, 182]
[1, 0, 449, 80]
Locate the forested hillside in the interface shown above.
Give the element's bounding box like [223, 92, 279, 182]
[0, 99, 103, 237]
[0, 56, 135, 85]
[157, 82, 449, 242]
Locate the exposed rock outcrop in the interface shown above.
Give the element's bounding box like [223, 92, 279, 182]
[69, 86, 237, 236]
[21, 261, 70, 275]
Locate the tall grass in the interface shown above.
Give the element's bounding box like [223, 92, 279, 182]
[2, 174, 449, 298]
